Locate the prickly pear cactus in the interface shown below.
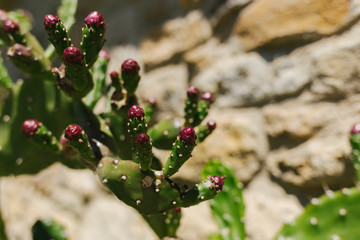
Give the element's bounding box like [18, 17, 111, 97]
[32, 218, 68, 240]
[275, 188, 360, 240]
[0, 1, 223, 238]
[202, 160, 245, 240]
[275, 123, 360, 240]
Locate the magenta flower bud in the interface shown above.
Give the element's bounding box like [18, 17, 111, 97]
[351, 123, 360, 135]
[128, 105, 145, 119]
[211, 175, 226, 191]
[179, 127, 197, 144]
[135, 133, 150, 145]
[187, 86, 199, 98]
[84, 11, 106, 28]
[201, 92, 214, 103]
[63, 46, 84, 65]
[3, 19, 19, 34]
[44, 14, 59, 30]
[207, 120, 216, 130]
[110, 71, 119, 80]
[64, 124, 83, 140]
[98, 49, 110, 60]
[121, 59, 140, 77]
[22, 119, 41, 137]
[146, 97, 157, 106]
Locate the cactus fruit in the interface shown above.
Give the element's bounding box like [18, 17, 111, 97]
[32, 218, 68, 240]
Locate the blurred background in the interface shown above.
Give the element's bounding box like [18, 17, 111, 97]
[1, 0, 360, 239]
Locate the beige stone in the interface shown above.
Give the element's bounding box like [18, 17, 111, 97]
[234, 0, 350, 50]
[140, 10, 212, 66]
[175, 108, 268, 183]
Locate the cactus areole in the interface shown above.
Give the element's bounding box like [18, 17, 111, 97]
[22, 119, 41, 137]
[84, 11, 106, 28]
[43, 14, 59, 30]
[128, 105, 145, 119]
[180, 127, 197, 144]
[63, 46, 84, 65]
[64, 124, 83, 141]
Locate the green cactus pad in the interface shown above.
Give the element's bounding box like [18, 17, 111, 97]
[0, 54, 12, 90]
[84, 51, 109, 109]
[163, 129, 196, 177]
[202, 160, 246, 240]
[133, 133, 153, 170]
[350, 133, 360, 181]
[275, 187, 360, 240]
[148, 118, 183, 150]
[80, 12, 106, 68]
[97, 157, 221, 215]
[32, 218, 68, 240]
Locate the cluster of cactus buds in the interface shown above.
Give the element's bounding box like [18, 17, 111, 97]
[0, 3, 223, 238]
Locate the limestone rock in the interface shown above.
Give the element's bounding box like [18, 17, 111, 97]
[244, 171, 303, 240]
[137, 64, 188, 118]
[176, 108, 268, 183]
[265, 101, 360, 188]
[192, 52, 273, 107]
[140, 10, 212, 67]
[233, 0, 357, 50]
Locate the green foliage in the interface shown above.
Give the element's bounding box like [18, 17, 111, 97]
[202, 160, 246, 240]
[0, 210, 7, 240]
[32, 218, 68, 240]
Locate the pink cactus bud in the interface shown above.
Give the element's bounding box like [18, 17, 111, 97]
[201, 92, 214, 103]
[211, 175, 226, 191]
[8, 44, 32, 58]
[64, 124, 83, 140]
[84, 11, 106, 28]
[146, 97, 157, 106]
[187, 86, 199, 97]
[121, 59, 140, 77]
[22, 119, 41, 137]
[3, 19, 19, 34]
[128, 105, 145, 119]
[207, 120, 216, 130]
[44, 14, 59, 30]
[351, 123, 360, 135]
[110, 71, 119, 80]
[179, 127, 197, 144]
[135, 133, 150, 145]
[99, 49, 110, 60]
[63, 47, 84, 65]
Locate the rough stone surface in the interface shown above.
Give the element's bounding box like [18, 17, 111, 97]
[233, 0, 355, 50]
[243, 171, 303, 240]
[265, 101, 360, 188]
[140, 10, 212, 67]
[137, 64, 188, 118]
[176, 108, 268, 183]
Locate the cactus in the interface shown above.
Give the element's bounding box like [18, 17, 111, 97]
[0, 210, 6, 240]
[202, 160, 245, 240]
[32, 218, 68, 240]
[0, 1, 222, 238]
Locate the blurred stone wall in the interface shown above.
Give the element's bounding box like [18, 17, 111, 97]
[2, 0, 360, 239]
